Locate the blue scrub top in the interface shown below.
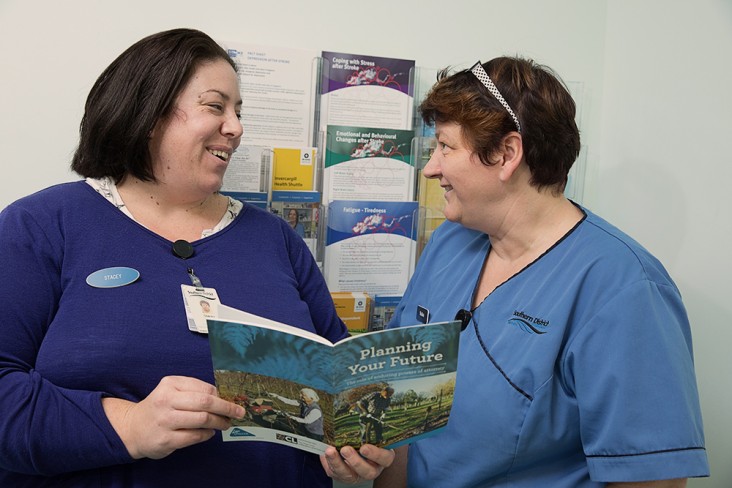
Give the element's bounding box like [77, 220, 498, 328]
[389, 210, 709, 487]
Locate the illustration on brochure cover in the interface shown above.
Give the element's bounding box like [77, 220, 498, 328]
[321, 51, 414, 96]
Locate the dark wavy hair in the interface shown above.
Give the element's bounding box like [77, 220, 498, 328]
[71, 28, 236, 183]
[419, 56, 580, 193]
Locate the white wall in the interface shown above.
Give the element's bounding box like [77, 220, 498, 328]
[0, 0, 606, 208]
[596, 2, 732, 486]
[0, 0, 729, 485]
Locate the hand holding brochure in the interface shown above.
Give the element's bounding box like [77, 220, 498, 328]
[208, 305, 460, 455]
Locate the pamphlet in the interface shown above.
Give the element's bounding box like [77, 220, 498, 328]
[323, 125, 415, 204]
[272, 147, 316, 192]
[320, 51, 415, 130]
[224, 41, 319, 147]
[220, 145, 269, 207]
[323, 200, 418, 296]
[331, 291, 372, 334]
[208, 305, 460, 455]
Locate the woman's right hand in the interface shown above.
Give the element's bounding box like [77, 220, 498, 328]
[321, 444, 399, 485]
[102, 376, 245, 460]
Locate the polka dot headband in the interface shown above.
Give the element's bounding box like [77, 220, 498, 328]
[470, 61, 522, 133]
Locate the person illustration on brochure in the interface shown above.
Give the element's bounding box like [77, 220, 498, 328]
[353, 386, 394, 444]
[268, 389, 324, 441]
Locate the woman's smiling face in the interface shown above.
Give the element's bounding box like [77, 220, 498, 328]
[148, 58, 243, 198]
[422, 121, 501, 229]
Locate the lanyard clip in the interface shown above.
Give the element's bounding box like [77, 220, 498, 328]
[187, 267, 203, 289]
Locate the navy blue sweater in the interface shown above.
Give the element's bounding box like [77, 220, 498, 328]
[0, 181, 347, 487]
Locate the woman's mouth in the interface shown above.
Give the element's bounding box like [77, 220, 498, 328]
[208, 149, 231, 162]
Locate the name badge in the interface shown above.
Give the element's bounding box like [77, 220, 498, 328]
[181, 285, 221, 334]
[416, 305, 430, 324]
[86, 267, 140, 288]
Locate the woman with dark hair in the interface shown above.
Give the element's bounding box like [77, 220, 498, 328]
[324, 57, 709, 487]
[287, 208, 306, 237]
[0, 28, 347, 487]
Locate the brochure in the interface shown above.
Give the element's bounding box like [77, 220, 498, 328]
[220, 145, 269, 207]
[320, 51, 415, 130]
[208, 305, 460, 455]
[322, 125, 415, 204]
[272, 147, 317, 193]
[323, 200, 418, 297]
[223, 41, 319, 147]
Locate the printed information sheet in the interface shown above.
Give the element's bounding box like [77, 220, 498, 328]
[224, 41, 319, 147]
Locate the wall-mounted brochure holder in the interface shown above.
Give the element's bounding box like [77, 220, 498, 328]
[564, 80, 588, 204]
[220, 43, 591, 282]
[565, 144, 588, 204]
[412, 66, 439, 137]
[412, 137, 445, 260]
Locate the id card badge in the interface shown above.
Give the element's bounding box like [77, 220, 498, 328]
[181, 284, 221, 333]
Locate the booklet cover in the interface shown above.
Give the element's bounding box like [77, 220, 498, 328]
[208, 305, 460, 455]
[320, 51, 415, 130]
[324, 200, 418, 297]
[323, 125, 415, 204]
[272, 147, 317, 192]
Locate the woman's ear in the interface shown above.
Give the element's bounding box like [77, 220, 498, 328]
[497, 132, 524, 182]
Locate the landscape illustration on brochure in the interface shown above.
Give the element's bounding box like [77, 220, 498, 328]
[208, 305, 460, 455]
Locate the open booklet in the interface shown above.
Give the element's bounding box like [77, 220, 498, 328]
[208, 305, 461, 455]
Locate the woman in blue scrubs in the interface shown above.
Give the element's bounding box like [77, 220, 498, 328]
[323, 57, 709, 487]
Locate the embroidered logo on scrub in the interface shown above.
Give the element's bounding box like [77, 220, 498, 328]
[508, 310, 549, 334]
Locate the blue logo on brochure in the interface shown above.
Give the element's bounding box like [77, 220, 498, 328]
[86, 267, 140, 288]
[230, 428, 256, 437]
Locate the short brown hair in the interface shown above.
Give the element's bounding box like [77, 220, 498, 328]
[420, 57, 580, 192]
